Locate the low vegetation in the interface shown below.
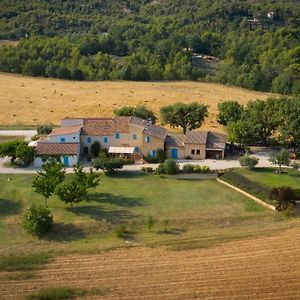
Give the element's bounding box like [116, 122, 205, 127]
[239, 154, 259, 169]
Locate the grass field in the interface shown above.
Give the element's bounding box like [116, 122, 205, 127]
[0, 173, 299, 299]
[0, 72, 279, 132]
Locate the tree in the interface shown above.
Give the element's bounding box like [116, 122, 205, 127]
[239, 155, 259, 169]
[37, 124, 53, 135]
[22, 205, 53, 236]
[268, 150, 291, 173]
[56, 164, 100, 208]
[90, 141, 101, 157]
[160, 102, 208, 134]
[15, 143, 34, 165]
[217, 101, 244, 126]
[114, 105, 157, 124]
[32, 159, 65, 207]
[269, 186, 296, 211]
[0, 140, 30, 164]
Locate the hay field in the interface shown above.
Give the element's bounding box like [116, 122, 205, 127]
[0, 72, 279, 132]
[1, 227, 299, 300]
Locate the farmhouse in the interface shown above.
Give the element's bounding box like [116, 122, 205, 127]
[34, 116, 226, 167]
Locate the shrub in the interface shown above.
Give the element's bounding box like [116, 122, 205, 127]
[164, 159, 180, 174]
[22, 205, 53, 237]
[239, 155, 259, 169]
[26, 287, 83, 300]
[143, 149, 166, 163]
[92, 153, 124, 174]
[90, 141, 101, 157]
[31, 134, 42, 141]
[141, 167, 154, 174]
[182, 164, 194, 173]
[269, 186, 296, 211]
[122, 158, 135, 165]
[15, 143, 35, 166]
[114, 225, 127, 238]
[37, 124, 53, 135]
[200, 165, 210, 173]
[155, 163, 166, 175]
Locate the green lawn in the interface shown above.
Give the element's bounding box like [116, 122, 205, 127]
[232, 167, 300, 190]
[0, 173, 297, 255]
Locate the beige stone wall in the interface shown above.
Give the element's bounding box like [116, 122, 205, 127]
[184, 144, 206, 160]
[141, 134, 165, 156]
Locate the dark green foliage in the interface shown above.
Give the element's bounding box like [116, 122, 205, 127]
[22, 205, 53, 236]
[37, 124, 53, 135]
[268, 150, 291, 172]
[56, 165, 100, 208]
[114, 225, 127, 238]
[217, 101, 244, 126]
[141, 167, 154, 174]
[145, 216, 155, 230]
[32, 159, 65, 207]
[15, 143, 35, 166]
[90, 141, 101, 157]
[221, 171, 272, 204]
[0, 253, 51, 272]
[143, 148, 166, 163]
[0, 140, 30, 163]
[160, 102, 208, 134]
[114, 105, 157, 124]
[239, 155, 259, 169]
[182, 164, 210, 173]
[156, 159, 180, 175]
[26, 287, 86, 300]
[92, 153, 124, 174]
[0, 1, 299, 94]
[269, 186, 296, 211]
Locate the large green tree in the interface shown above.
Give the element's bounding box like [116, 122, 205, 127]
[217, 101, 244, 126]
[32, 159, 65, 207]
[114, 105, 157, 123]
[160, 102, 208, 134]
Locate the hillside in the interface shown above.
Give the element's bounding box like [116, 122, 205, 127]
[0, 73, 279, 132]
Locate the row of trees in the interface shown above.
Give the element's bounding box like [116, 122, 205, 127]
[0, 1, 299, 94]
[217, 96, 300, 146]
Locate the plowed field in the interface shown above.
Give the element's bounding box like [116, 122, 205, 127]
[1, 227, 299, 300]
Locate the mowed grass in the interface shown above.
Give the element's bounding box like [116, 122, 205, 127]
[0, 72, 279, 132]
[0, 173, 297, 255]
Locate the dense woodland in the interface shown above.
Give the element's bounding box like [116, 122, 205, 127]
[0, 0, 299, 95]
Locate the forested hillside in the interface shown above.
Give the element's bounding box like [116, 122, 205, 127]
[0, 0, 299, 95]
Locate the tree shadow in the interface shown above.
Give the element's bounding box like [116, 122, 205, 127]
[44, 223, 86, 242]
[67, 206, 138, 224]
[156, 228, 186, 235]
[84, 193, 146, 207]
[0, 199, 22, 216]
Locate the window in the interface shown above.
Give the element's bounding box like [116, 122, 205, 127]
[150, 150, 155, 157]
[115, 133, 120, 139]
[87, 137, 92, 143]
[196, 149, 201, 155]
[191, 149, 195, 155]
[60, 137, 65, 142]
[134, 146, 139, 153]
[103, 137, 108, 143]
[133, 134, 137, 140]
[73, 136, 76, 140]
[146, 136, 150, 143]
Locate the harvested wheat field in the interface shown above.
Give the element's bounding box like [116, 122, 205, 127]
[0, 73, 279, 132]
[0, 227, 299, 300]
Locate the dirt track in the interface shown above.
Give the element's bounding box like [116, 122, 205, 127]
[0, 227, 299, 299]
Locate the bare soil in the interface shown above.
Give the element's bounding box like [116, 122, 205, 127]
[0, 227, 299, 299]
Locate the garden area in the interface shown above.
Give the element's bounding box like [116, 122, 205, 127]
[0, 171, 297, 256]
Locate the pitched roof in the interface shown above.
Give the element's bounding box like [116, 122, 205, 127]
[81, 117, 131, 136]
[143, 124, 167, 140]
[35, 143, 80, 155]
[50, 125, 82, 136]
[165, 134, 185, 147]
[206, 131, 227, 149]
[184, 131, 208, 144]
[129, 116, 148, 127]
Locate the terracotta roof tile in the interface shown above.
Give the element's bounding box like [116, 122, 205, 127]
[50, 125, 82, 136]
[82, 117, 131, 136]
[36, 143, 80, 155]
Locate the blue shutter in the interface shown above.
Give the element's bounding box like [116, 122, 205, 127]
[87, 137, 92, 143]
[146, 136, 150, 143]
[133, 134, 137, 140]
[134, 146, 139, 153]
[103, 137, 108, 143]
[115, 133, 120, 139]
[60, 137, 65, 142]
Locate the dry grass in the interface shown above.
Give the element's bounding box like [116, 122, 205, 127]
[0, 227, 299, 300]
[0, 72, 279, 132]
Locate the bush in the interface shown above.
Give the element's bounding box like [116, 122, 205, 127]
[22, 205, 53, 236]
[90, 141, 101, 157]
[92, 153, 124, 174]
[145, 216, 155, 230]
[15, 143, 34, 166]
[269, 186, 296, 211]
[164, 159, 180, 174]
[182, 164, 194, 173]
[26, 287, 85, 300]
[141, 167, 154, 174]
[239, 155, 259, 169]
[155, 163, 166, 175]
[114, 225, 127, 238]
[31, 134, 42, 141]
[143, 149, 166, 163]
[122, 158, 135, 165]
[37, 124, 53, 135]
